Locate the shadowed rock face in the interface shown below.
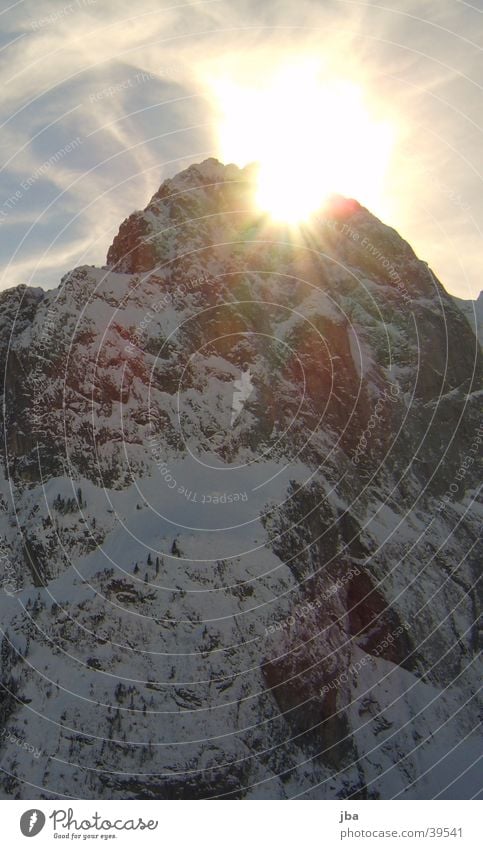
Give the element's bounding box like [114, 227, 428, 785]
[0, 159, 481, 800]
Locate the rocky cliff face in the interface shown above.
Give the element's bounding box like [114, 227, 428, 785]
[0, 159, 481, 799]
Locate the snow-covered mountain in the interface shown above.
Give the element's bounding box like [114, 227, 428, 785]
[0, 159, 481, 799]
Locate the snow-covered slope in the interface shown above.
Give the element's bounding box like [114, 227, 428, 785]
[0, 159, 481, 799]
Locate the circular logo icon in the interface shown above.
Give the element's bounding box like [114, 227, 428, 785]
[20, 810, 46, 837]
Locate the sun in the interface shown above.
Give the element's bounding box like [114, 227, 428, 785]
[209, 60, 396, 225]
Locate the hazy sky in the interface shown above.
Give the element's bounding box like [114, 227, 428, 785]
[0, 0, 481, 298]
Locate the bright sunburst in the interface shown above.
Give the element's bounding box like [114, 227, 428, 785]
[210, 60, 396, 225]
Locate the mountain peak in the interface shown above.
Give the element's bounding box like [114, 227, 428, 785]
[150, 157, 254, 203]
[105, 158, 418, 294]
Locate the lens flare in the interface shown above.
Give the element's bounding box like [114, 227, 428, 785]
[210, 60, 396, 224]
